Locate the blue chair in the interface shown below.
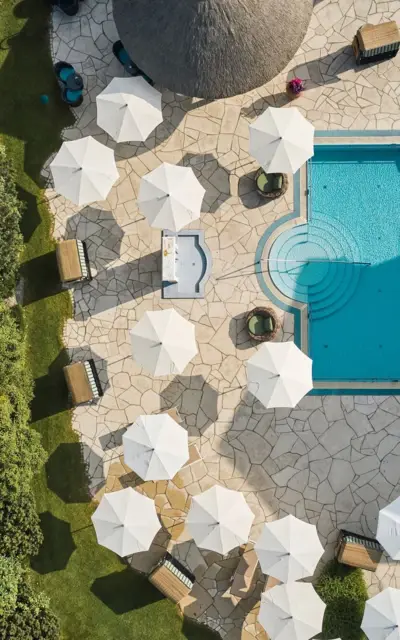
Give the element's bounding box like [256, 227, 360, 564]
[54, 62, 83, 107]
[112, 41, 155, 86]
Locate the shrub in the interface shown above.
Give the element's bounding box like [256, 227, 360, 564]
[0, 144, 24, 299]
[316, 560, 368, 640]
[0, 556, 21, 618]
[0, 303, 45, 558]
[0, 562, 59, 640]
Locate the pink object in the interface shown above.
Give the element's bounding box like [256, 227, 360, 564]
[287, 77, 305, 95]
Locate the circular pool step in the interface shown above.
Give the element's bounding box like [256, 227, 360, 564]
[269, 213, 362, 319]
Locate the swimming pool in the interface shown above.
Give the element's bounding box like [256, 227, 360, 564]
[266, 141, 400, 387]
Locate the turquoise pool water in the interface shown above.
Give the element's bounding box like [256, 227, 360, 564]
[269, 144, 400, 382]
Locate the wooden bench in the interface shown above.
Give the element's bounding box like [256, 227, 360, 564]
[353, 21, 400, 64]
[63, 359, 103, 405]
[230, 543, 259, 600]
[336, 529, 383, 571]
[149, 553, 195, 603]
[56, 239, 90, 283]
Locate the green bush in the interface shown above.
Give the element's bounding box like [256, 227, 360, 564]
[0, 144, 23, 299]
[0, 556, 21, 618]
[0, 302, 45, 558]
[0, 561, 59, 640]
[316, 560, 368, 640]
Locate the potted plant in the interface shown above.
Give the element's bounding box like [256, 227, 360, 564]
[287, 77, 305, 99]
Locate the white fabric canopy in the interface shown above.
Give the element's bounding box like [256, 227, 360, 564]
[249, 106, 314, 174]
[255, 514, 324, 582]
[130, 308, 197, 376]
[91, 487, 160, 557]
[123, 414, 189, 481]
[96, 77, 163, 143]
[377, 496, 400, 560]
[362, 588, 400, 640]
[186, 486, 255, 555]
[138, 163, 205, 231]
[246, 342, 313, 409]
[50, 136, 119, 206]
[259, 582, 326, 640]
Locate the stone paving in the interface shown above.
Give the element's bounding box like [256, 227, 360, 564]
[47, 0, 400, 637]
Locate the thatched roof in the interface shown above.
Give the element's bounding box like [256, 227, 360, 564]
[113, 0, 313, 99]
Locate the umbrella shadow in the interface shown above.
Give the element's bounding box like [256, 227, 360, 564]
[18, 184, 41, 242]
[98, 427, 126, 453]
[74, 250, 161, 321]
[160, 375, 219, 436]
[31, 348, 70, 422]
[90, 565, 164, 613]
[180, 152, 230, 214]
[64, 206, 125, 266]
[21, 249, 62, 305]
[45, 442, 91, 503]
[30, 511, 77, 574]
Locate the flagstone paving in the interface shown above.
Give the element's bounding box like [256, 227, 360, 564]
[47, 0, 400, 637]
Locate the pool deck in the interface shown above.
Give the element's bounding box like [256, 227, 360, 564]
[47, 0, 400, 637]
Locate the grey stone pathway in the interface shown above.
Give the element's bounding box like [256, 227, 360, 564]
[46, 0, 400, 636]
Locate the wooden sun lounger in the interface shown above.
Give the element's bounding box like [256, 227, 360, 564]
[63, 360, 102, 405]
[149, 553, 195, 603]
[56, 239, 90, 283]
[353, 21, 399, 64]
[336, 529, 383, 571]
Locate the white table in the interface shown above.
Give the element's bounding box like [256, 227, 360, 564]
[162, 236, 178, 283]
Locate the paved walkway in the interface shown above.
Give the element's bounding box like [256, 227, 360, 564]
[47, 0, 400, 637]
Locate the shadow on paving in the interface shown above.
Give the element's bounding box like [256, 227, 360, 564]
[46, 443, 91, 503]
[91, 567, 164, 613]
[31, 511, 77, 574]
[75, 250, 161, 321]
[160, 375, 219, 436]
[241, 46, 365, 122]
[180, 152, 230, 214]
[64, 207, 125, 266]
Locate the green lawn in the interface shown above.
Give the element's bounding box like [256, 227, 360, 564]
[0, 1, 215, 638]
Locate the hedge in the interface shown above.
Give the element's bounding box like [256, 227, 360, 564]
[0, 303, 45, 559]
[0, 557, 59, 640]
[0, 144, 23, 299]
[316, 560, 368, 640]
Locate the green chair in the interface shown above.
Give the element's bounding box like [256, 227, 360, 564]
[246, 307, 279, 342]
[255, 169, 289, 199]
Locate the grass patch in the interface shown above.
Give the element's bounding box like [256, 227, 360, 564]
[0, 0, 216, 638]
[316, 560, 368, 640]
